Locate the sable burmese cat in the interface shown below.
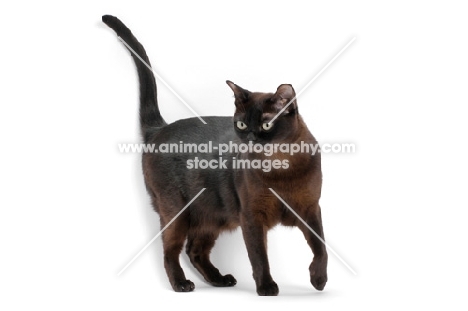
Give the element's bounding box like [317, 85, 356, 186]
[103, 15, 328, 296]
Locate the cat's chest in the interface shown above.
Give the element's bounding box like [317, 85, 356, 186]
[235, 168, 320, 225]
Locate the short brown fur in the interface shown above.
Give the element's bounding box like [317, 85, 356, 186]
[103, 15, 328, 296]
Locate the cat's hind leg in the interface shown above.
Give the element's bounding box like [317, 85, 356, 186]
[161, 215, 194, 292]
[186, 232, 237, 287]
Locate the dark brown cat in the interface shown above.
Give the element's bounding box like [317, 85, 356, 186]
[103, 15, 328, 296]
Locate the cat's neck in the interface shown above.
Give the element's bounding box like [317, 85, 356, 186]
[286, 115, 317, 145]
[237, 115, 320, 180]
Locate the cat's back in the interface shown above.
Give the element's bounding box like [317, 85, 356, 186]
[149, 116, 235, 144]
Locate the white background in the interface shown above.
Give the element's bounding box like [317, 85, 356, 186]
[1, 0, 467, 310]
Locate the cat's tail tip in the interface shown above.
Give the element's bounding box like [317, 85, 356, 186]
[102, 15, 130, 36]
[102, 14, 116, 26]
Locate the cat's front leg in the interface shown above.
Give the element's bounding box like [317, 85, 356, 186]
[240, 213, 279, 296]
[299, 203, 328, 291]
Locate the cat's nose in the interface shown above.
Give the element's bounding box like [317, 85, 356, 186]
[247, 132, 257, 141]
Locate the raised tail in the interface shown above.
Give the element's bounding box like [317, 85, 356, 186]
[102, 15, 166, 142]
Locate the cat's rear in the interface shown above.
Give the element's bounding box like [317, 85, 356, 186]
[103, 15, 240, 291]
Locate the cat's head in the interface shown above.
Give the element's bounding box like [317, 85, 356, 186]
[227, 81, 300, 143]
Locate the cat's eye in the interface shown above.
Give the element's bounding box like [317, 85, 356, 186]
[236, 121, 248, 130]
[262, 122, 274, 131]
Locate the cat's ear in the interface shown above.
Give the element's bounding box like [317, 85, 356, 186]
[271, 84, 297, 112]
[226, 80, 251, 104]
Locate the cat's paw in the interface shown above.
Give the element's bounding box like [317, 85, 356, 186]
[211, 274, 237, 287]
[310, 259, 327, 291]
[172, 279, 195, 292]
[310, 274, 327, 291]
[256, 281, 279, 296]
